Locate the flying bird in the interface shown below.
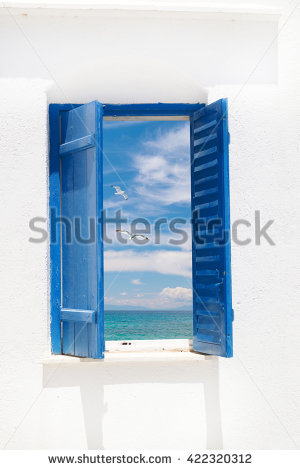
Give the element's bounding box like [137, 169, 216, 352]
[116, 229, 149, 241]
[111, 185, 128, 200]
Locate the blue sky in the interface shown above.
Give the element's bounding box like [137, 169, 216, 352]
[103, 119, 192, 310]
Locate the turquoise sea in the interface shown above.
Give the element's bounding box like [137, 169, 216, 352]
[104, 310, 193, 341]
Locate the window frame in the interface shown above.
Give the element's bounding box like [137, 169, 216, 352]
[49, 102, 206, 357]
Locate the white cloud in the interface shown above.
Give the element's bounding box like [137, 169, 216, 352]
[146, 125, 190, 153]
[132, 125, 191, 207]
[120, 292, 127, 296]
[131, 279, 143, 285]
[105, 249, 192, 277]
[134, 153, 191, 206]
[160, 286, 192, 301]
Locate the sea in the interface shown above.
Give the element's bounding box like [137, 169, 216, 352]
[104, 310, 193, 341]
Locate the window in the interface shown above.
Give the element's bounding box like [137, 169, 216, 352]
[49, 101, 233, 359]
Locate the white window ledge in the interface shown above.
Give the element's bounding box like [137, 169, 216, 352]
[106, 338, 192, 352]
[42, 339, 210, 364]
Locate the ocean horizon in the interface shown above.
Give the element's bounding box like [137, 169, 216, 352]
[104, 309, 193, 341]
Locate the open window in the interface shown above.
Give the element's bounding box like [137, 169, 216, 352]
[49, 101, 233, 359]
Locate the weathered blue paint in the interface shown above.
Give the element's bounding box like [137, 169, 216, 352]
[190, 98, 233, 357]
[53, 103, 204, 117]
[60, 308, 97, 324]
[49, 101, 104, 359]
[103, 103, 204, 117]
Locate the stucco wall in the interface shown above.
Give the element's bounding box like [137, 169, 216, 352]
[0, 1, 299, 450]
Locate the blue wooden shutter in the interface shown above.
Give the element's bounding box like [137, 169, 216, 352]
[190, 98, 233, 357]
[50, 101, 104, 359]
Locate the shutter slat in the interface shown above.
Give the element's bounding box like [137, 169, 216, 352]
[195, 125, 218, 139]
[194, 132, 217, 146]
[196, 317, 221, 332]
[194, 172, 218, 185]
[196, 330, 221, 344]
[194, 186, 218, 198]
[194, 146, 218, 159]
[194, 164, 218, 179]
[196, 255, 220, 263]
[195, 275, 221, 285]
[195, 301, 224, 314]
[194, 193, 219, 207]
[194, 117, 217, 132]
[194, 260, 221, 271]
[194, 158, 218, 172]
[196, 242, 222, 252]
[195, 206, 220, 218]
[193, 152, 218, 167]
[193, 213, 222, 223]
[195, 283, 220, 296]
[194, 178, 218, 192]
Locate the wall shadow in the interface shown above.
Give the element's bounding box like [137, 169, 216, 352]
[43, 355, 222, 449]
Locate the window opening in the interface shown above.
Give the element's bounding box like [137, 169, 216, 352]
[103, 118, 193, 341]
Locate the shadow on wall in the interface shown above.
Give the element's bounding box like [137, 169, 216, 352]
[43, 355, 222, 450]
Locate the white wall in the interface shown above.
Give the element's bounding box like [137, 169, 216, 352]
[0, 7, 278, 103]
[0, 1, 299, 450]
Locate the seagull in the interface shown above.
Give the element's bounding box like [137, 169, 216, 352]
[111, 185, 128, 200]
[116, 229, 150, 241]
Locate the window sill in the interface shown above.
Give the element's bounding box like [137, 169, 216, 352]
[42, 339, 209, 364]
[105, 338, 192, 352]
